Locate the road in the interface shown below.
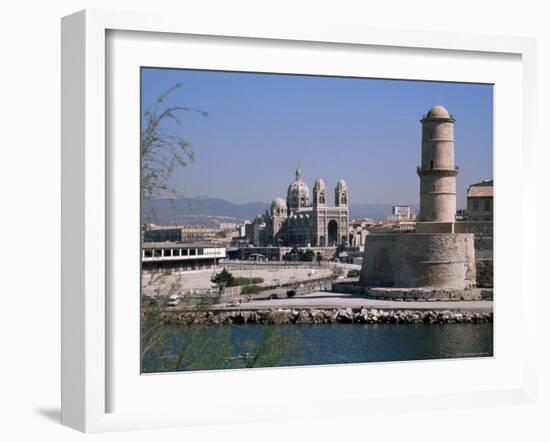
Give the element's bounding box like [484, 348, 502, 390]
[218, 291, 493, 311]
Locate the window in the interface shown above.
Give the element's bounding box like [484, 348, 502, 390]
[473, 200, 479, 211]
[430, 160, 433, 170]
[484, 200, 491, 211]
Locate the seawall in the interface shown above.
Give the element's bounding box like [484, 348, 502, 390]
[150, 307, 493, 326]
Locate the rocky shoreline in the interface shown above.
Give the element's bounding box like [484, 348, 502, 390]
[152, 307, 493, 326]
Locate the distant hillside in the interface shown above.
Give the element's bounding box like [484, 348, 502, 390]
[141, 197, 418, 226]
[141, 197, 269, 226]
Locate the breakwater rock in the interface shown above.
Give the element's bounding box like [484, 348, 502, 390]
[153, 308, 493, 326]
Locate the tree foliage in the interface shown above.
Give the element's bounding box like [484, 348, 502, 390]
[140, 84, 304, 373]
[141, 83, 207, 199]
[210, 268, 236, 289]
[283, 247, 315, 262]
[210, 269, 264, 289]
[141, 296, 305, 373]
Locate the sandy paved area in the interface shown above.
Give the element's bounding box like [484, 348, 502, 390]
[220, 291, 493, 311]
[142, 267, 333, 295]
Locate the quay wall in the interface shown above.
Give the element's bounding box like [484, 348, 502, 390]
[151, 307, 493, 325]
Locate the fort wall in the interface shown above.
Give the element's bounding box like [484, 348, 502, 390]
[359, 233, 476, 289]
[455, 221, 493, 288]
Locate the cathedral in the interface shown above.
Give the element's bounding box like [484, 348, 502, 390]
[248, 166, 349, 247]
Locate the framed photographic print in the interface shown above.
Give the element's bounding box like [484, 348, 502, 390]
[61, 9, 537, 432]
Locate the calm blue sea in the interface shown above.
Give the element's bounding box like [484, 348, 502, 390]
[227, 323, 493, 367]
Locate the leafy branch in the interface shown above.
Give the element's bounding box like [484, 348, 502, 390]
[141, 82, 208, 199]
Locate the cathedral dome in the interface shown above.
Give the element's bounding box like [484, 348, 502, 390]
[272, 196, 286, 208]
[287, 165, 310, 209]
[426, 105, 450, 119]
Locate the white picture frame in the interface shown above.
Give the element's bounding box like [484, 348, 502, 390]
[61, 9, 537, 433]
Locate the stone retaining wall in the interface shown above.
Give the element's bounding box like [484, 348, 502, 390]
[455, 221, 493, 288]
[152, 307, 493, 325]
[332, 283, 493, 301]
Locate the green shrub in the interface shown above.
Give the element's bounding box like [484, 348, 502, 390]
[241, 285, 264, 295]
[232, 276, 264, 286]
[347, 269, 360, 278]
[211, 268, 235, 287]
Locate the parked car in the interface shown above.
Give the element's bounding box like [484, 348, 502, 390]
[267, 293, 278, 300]
[286, 290, 296, 298]
[166, 294, 180, 307]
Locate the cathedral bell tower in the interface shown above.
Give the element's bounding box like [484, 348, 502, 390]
[335, 179, 348, 207]
[313, 178, 327, 207]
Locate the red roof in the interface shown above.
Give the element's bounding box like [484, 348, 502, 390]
[467, 186, 493, 198]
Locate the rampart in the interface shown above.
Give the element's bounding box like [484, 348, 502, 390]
[416, 221, 493, 288]
[359, 233, 476, 289]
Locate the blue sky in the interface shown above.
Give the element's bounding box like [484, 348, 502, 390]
[141, 68, 493, 209]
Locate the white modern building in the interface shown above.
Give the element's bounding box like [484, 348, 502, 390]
[142, 242, 226, 272]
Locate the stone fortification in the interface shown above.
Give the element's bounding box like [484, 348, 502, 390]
[416, 220, 493, 288]
[455, 221, 493, 287]
[357, 105, 492, 293]
[417, 105, 458, 223]
[359, 233, 476, 289]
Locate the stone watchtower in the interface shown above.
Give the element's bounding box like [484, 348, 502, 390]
[417, 105, 459, 222]
[359, 104, 477, 290]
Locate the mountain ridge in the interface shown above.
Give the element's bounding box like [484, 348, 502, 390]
[141, 196, 418, 226]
